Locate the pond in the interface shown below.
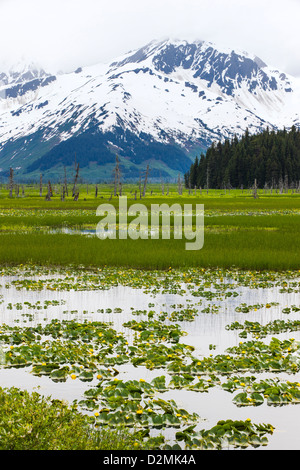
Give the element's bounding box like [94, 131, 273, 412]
[0, 266, 300, 450]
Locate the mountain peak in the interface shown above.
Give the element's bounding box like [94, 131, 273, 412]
[117, 38, 280, 97]
[0, 38, 298, 182]
[0, 59, 53, 92]
[109, 38, 270, 85]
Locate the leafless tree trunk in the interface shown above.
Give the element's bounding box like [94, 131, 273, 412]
[206, 166, 209, 195]
[72, 163, 80, 198]
[177, 174, 183, 195]
[253, 179, 258, 199]
[139, 175, 142, 199]
[142, 164, 150, 197]
[284, 174, 289, 193]
[113, 155, 121, 196]
[64, 167, 68, 196]
[9, 168, 13, 197]
[279, 177, 283, 194]
[45, 181, 52, 200]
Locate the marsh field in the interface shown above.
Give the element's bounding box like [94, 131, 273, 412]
[1, 182, 300, 452]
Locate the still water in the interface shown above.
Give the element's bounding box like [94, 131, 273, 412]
[0, 272, 300, 450]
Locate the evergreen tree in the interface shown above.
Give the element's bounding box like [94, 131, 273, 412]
[184, 127, 300, 189]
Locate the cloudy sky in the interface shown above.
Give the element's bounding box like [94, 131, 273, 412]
[0, 0, 299, 76]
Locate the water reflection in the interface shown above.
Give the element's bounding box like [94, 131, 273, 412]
[0, 273, 300, 450]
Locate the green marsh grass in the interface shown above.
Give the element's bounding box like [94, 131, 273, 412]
[0, 185, 300, 270]
[0, 222, 299, 270]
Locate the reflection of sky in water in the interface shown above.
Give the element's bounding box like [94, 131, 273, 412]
[0, 275, 300, 450]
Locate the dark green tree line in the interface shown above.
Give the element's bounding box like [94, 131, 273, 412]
[185, 126, 300, 189]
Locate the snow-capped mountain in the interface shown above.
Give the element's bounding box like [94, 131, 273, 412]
[0, 38, 299, 181]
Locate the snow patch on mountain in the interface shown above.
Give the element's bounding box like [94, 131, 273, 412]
[0, 38, 299, 178]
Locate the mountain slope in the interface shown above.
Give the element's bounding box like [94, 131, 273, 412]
[0, 39, 299, 182]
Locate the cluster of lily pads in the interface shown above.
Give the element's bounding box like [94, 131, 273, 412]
[0, 313, 298, 446]
[222, 376, 300, 406]
[234, 302, 279, 313]
[1, 263, 300, 297]
[1, 264, 300, 449]
[6, 300, 66, 310]
[226, 319, 300, 339]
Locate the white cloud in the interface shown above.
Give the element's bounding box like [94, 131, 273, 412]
[0, 0, 299, 76]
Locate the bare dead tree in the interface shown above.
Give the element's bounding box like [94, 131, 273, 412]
[284, 174, 289, 194]
[9, 168, 14, 197]
[206, 165, 210, 195]
[61, 184, 65, 201]
[45, 181, 52, 200]
[177, 174, 182, 195]
[64, 166, 68, 196]
[142, 164, 150, 198]
[279, 176, 284, 194]
[138, 175, 142, 199]
[72, 163, 80, 198]
[113, 155, 121, 196]
[253, 179, 258, 199]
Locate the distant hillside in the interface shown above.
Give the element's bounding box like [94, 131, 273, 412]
[184, 126, 300, 189]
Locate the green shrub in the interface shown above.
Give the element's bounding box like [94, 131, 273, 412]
[0, 386, 151, 450]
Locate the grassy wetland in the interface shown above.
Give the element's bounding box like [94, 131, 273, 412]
[1, 182, 300, 451]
